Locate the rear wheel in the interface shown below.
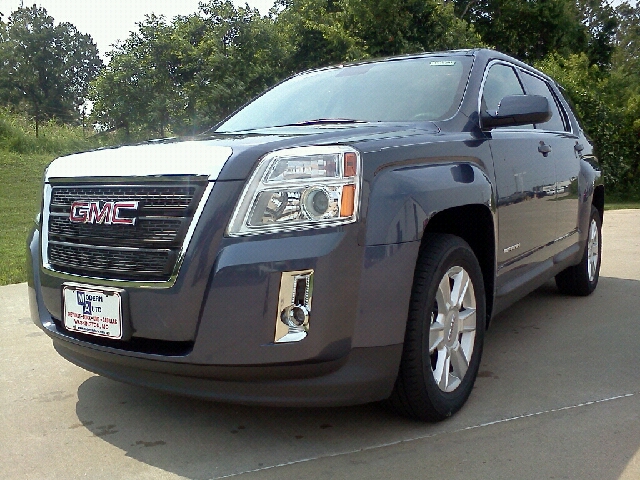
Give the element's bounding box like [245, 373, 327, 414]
[555, 205, 602, 296]
[387, 234, 486, 422]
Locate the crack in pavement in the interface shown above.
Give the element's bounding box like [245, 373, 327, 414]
[210, 392, 637, 479]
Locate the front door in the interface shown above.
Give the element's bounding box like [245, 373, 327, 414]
[481, 62, 557, 269]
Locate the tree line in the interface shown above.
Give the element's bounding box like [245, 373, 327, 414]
[0, 5, 102, 137]
[0, 1, 638, 197]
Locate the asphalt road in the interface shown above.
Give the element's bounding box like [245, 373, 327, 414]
[2, 210, 639, 480]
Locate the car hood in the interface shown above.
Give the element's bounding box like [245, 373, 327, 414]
[45, 122, 440, 182]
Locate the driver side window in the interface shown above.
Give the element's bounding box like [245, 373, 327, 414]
[482, 63, 525, 115]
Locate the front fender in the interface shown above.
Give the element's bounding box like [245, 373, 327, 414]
[364, 163, 493, 246]
[352, 162, 493, 348]
[576, 152, 603, 244]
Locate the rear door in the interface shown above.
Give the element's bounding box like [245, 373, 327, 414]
[518, 70, 581, 243]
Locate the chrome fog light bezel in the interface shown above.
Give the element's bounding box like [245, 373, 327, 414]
[275, 269, 314, 343]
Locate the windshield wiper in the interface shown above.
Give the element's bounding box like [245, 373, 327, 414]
[280, 118, 368, 126]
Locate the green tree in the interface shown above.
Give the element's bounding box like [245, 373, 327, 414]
[89, 43, 149, 137]
[0, 13, 9, 105]
[577, 0, 618, 67]
[612, 1, 640, 195]
[452, 0, 587, 61]
[274, 0, 480, 70]
[537, 51, 639, 198]
[195, 1, 286, 123]
[344, 0, 481, 57]
[274, 0, 365, 71]
[0, 6, 102, 136]
[91, 2, 286, 136]
[91, 14, 194, 137]
[614, 1, 640, 77]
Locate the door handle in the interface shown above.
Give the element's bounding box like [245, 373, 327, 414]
[538, 142, 552, 157]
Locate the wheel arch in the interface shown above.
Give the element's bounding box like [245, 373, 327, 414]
[593, 184, 604, 223]
[352, 162, 497, 349]
[363, 162, 494, 246]
[421, 204, 496, 327]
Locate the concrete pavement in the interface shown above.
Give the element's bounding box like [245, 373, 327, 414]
[1, 210, 639, 479]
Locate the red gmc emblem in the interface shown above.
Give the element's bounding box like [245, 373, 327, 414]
[69, 201, 139, 225]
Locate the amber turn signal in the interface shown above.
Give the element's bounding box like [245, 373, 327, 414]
[341, 184, 355, 217]
[344, 152, 357, 177]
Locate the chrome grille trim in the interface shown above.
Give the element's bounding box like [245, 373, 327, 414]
[51, 185, 197, 210]
[48, 214, 185, 244]
[48, 241, 173, 278]
[48, 239, 172, 252]
[42, 179, 214, 286]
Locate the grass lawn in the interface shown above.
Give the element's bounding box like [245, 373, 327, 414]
[0, 151, 54, 285]
[604, 201, 640, 210]
[0, 151, 639, 285]
[1, 111, 126, 285]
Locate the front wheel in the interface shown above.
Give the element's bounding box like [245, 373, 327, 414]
[555, 205, 602, 296]
[386, 234, 486, 422]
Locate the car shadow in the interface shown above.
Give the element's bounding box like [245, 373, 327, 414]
[74, 276, 640, 480]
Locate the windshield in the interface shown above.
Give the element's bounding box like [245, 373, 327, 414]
[216, 56, 473, 132]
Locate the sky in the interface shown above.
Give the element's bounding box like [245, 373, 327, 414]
[0, 0, 633, 60]
[0, 0, 275, 59]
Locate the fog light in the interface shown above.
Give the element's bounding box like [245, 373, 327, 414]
[281, 305, 309, 327]
[275, 269, 313, 343]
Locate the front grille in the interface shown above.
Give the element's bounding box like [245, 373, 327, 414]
[46, 179, 208, 281]
[49, 216, 184, 245]
[49, 243, 172, 277]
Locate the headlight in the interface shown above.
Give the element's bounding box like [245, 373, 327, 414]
[227, 146, 361, 236]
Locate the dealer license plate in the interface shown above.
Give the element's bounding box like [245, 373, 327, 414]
[62, 284, 123, 339]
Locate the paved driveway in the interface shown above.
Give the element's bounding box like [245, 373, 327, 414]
[2, 210, 639, 480]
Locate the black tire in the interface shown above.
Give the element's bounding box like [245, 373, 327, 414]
[555, 205, 602, 296]
[386, 234, 486, 422]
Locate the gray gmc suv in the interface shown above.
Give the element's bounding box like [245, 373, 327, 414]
[27, 49, 603, 421]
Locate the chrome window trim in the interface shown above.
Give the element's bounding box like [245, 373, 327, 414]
[41, 180, 215, 289]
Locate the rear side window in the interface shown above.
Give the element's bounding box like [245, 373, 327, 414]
[519, 71, 567, 132]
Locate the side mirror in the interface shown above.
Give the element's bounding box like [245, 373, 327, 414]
[481, 95, 551, 130]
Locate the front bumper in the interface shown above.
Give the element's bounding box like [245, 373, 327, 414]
[27, 181, 418, 404]
[53, 340, 402, 407]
